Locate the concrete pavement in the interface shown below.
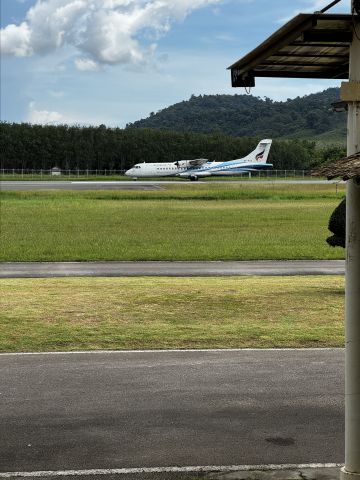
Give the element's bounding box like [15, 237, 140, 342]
[0, 349, 344, 474]
[0, 181, 163, 191]
[0, 260, 345, 278]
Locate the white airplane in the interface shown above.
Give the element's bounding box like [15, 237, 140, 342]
[125, 139, 272, 181]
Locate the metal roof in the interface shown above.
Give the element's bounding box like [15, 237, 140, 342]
[229, 13, 353, 87]
[312, 152, 360, 180]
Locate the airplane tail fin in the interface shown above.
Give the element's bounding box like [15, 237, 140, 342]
[243, 139, 272, 163]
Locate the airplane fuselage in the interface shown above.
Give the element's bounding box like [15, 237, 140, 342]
[178, 159, 272, 178]
[125, 139, 273, 180]
[125, 159, 272, 179]
[126, 162, 189, 178]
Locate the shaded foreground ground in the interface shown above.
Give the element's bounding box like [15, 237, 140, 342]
[0, 276, 344, 352]
[0, 350, 344, 472]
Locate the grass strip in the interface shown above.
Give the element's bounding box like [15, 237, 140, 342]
[0, 276, 344, 352]
[0, 184, 345, 261]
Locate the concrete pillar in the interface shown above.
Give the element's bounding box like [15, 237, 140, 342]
[341, 6, 360, 478]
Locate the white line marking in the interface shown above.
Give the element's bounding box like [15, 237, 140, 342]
[71, 181, 129, 184]
[0, 463, 344, 478]
[0, 348, 343, 356]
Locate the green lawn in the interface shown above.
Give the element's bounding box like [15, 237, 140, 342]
[0, 276, 344, 352]
[0, 184, 345, 261]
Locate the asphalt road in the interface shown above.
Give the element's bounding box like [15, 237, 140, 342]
[0, 181, 163, 191]
[0, 260, 345, 278]
[0, 180, 341, 190]
[0, 349, 344, 473]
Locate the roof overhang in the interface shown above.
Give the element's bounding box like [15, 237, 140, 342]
[229, 13, 353, 87]
[312, 152, 360, 180]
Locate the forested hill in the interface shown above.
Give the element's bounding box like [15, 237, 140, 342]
[127, 88, 346, 142]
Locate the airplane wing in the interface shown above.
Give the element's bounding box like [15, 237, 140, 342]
[188, 158, 209, 167]
[174, 158, 209, 168]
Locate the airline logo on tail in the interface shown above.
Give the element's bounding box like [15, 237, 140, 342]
[255, 150, 265, 161]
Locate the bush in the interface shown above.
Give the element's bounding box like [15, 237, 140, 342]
[327, 198, 346, 248]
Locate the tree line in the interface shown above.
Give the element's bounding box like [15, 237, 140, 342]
[0, 122, 345, 171]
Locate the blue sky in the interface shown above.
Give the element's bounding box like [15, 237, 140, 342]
[0, 0, 351, 127]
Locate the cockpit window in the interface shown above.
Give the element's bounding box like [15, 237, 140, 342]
[134, 165, 141, 169]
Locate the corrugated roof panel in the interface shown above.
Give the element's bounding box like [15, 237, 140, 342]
[229, 13, 353, 87]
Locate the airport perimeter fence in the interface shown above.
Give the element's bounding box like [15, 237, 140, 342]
[0, 168, 318, 180]
[0, 168, 127, 178]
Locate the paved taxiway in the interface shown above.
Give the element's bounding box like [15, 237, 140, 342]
[0, 179, 341, 190]
[0, 181, 163, 190]
[0, 349, 344, 472]
[0, 260, 345, 278]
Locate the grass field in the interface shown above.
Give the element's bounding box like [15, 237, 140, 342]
[0, 184, 345, 261]
[0, 276, 344, 352]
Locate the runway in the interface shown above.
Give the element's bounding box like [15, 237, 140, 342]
[0, 181, 163, 191]
[0, 179, 341, 190]
[0, 260, 345, 278]
[0, 349, 344, 472]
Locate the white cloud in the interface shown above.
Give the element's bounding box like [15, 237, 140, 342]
[1, 22, 32, 56]
[28, 102, 64, 124]
[75, 58, 100, 71]
[1, 0, 222, 68]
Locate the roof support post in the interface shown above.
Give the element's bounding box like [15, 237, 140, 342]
[341, 4, 360, 478]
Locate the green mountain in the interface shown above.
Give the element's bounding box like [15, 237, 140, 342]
[127, 88, 346, 143]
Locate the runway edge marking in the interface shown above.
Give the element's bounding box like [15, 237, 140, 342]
[0, 463, 344, 478]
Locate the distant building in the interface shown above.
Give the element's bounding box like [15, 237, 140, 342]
[51, 166, 61, 176]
